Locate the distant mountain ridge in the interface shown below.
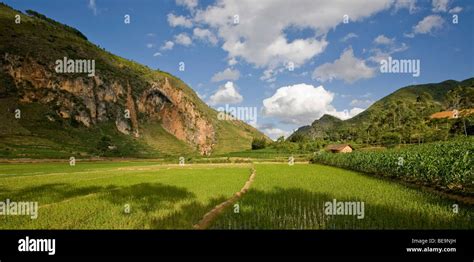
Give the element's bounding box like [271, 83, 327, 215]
[289, 77, 474, 141]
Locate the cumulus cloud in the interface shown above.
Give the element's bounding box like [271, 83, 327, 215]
[193, 0, 400, 70]
[406, 15, 445, 37]
[258, 123, 291, 140]
[448, 6, 462, 14]
[374, 34, 395, 45]
[350, 99, 374, 107]
[394, 0, 417, 14]
[153, 52, 162, 57]
[341, 33, 358, 42]
[312, 48, 375, 84]
[228, 57, 238, 66]
[167, 13, 193, 28]
[263, 128, 291, 140]
[209, 81, 243, 105]
[414, 15, 445, 34]
[330, 108, 365, 120]
[432, 0, 450, 12]
[174, 33, 192, 46]
[146, 43, 155, 48]
[211, 68, 240, 82]
[160, 41, 175, 50]
[176, 0, 198, 10]
[368, 35, 409, 63]
[260, 69, 280, 83]
[262, 83, 364, 125]
[193, 28, 218, 45]
[368, 43, 408, 63]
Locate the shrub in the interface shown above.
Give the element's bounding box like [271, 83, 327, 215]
[251, 137, 267, 150]
[97, 135, 113, 155]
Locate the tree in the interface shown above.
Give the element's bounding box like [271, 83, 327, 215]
[445, 86, 474, 136]
[445, 86, 463, 110]
[97, 135, 113, 155]
[288, 133, 305, 143]
[251, 137, 266, 150]
[381, 132, 401, 147]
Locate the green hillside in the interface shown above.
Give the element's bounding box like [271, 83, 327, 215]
[348, 78, 474, 125]
[290, 78, 474, 144]
[0, 4, 267, 159]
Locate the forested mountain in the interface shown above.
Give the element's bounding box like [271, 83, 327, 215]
[289, 78, 474, 145]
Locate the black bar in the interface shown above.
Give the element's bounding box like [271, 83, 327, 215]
[0, 230, 472, 258]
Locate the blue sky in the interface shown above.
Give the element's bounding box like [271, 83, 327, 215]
[4, 0, 474, 139]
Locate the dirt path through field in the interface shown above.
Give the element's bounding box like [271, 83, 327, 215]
[193, 167, 256, 229]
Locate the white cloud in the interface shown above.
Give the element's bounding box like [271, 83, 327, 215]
[209, 81, 243, 105]
[432, 0, 450, 12]
[411, 15, 445, 36]
[228, 57, 238, 66]
[341, 33, 358, 42]
[262, 83, 363, 125]
[211, 68, 240, 82]
[146, 43, 155, 48]
[176, 0, 198, 11]
[312, 48, 375, 84]
[160, 41, 175, 50]
[260, 69, 280, 83]
[174, 33, 192, 46]
[368, 36, 409, 63]
[147, 33, 156, 37]
[167, 14, 193, 28]
[194, 0, 398, 70]
[153, 52, 162, 57]
[330, 108, 365, 120]
[394, 0, 417, 14]
[350, 99, 374, 107]
[369, 42, 408, 62]
[193, 28, 218, 45]
[374, 34, 395, 45]
[196, 91, 206, 100]
[88, 0, 98, 15]
[448, 6, 462, 14]
[261, 127, 291, 140]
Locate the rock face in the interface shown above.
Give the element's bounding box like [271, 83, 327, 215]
[0, 4, 270, 157]
[1, 53, 216, 155]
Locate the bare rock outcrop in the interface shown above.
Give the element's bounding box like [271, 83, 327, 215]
[1, 53, 217, 154]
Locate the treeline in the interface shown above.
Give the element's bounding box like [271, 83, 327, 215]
[356, 86, 474, 145]
[294, 85, 474, 147]
[25, 9, 88, 40]
[252, 136, 328, 154]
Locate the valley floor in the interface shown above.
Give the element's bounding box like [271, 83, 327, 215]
[0, 161, 472, 229]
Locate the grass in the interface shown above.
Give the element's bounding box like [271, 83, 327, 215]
[0, 161, 252, 229]
[211, 163, 473, 229]
[139, 122, 196, 157]
[217, 147, 311, 162]
[1, 161, 472, 229]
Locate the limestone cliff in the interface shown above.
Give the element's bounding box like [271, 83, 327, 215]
[0, 4, 267, 157]
[1, 53, 216, 155]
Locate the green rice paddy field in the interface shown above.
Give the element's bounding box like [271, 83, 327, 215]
[0, 161, 472, 229]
